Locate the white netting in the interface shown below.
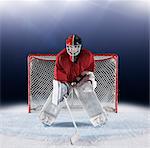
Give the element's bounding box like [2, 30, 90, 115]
[28, 54, 118, 112]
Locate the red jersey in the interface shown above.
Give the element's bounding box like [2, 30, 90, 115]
[54, 48, 95, 83]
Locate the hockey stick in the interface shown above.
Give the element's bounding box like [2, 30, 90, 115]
[64, 90, 80, 145]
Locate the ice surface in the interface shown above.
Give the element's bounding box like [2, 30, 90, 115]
[0, 103, 149, 148]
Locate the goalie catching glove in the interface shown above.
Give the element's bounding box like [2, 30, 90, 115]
[75, 71, 97, 90]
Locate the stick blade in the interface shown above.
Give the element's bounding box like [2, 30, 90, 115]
[70, 132, 80, 145]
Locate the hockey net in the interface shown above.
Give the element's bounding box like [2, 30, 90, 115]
[28, 54, 118, 113]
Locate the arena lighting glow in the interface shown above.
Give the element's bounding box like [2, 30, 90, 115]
[0, 0, 148, 10]
[0, 0, 148, 3]
[89, 0, 149, 14]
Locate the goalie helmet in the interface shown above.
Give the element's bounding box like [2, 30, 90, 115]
[66, 34, 82, 62]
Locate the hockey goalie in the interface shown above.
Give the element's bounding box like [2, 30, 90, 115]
[39, 34, 107, 127]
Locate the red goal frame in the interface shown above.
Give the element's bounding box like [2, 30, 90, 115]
[28, 53, 119, 113]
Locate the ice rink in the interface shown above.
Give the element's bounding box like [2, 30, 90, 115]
[0, 103, 149, 148]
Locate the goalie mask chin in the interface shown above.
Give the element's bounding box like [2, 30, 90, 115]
[66, 34, 82, 62]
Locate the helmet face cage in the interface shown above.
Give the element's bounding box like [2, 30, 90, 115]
[66, 34, 82, 57]
[66, 44, 81, 57]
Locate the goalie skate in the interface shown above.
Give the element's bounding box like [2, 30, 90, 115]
[39, 111, 56, 126]
[90, 112, 107, 127]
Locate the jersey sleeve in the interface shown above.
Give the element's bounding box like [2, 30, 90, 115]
[54, 55, 68, 83]
[84, 52, 95, 72]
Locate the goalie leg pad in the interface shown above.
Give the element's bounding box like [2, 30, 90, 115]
[74, 81, 107, 126]
[52, 80, 68, 105]
[39, 91, 66, 126]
